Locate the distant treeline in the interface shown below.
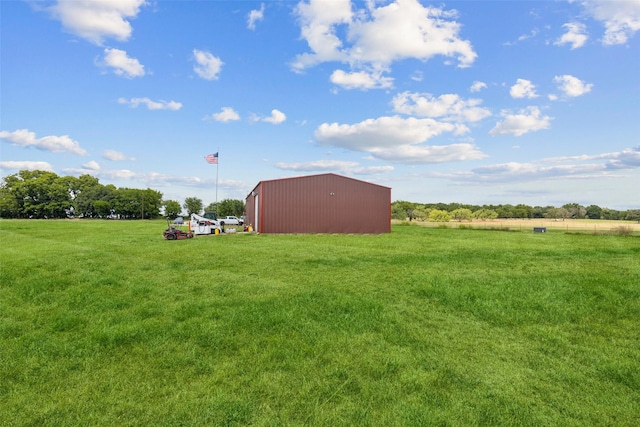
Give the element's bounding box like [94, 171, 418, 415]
[391, 201, 640, 222]
[0, 170, 164, 219]
[0, 170, 246, 220]
[2, 170, 638, 222]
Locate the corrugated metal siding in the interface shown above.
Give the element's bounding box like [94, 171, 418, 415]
[245, 182, 260, 232]
[246, 173, 390, 234]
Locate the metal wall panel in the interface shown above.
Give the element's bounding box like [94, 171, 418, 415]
[245, 183, 259, 231]
[245, 173, 390, 234]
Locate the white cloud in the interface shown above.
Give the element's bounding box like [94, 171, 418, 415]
[391, 92, 491, 123]
[247, 3, 265, 30]
[0, 129, 88, 156]
[463, 162, 608, 182]
[100, 48, 145, 78]
[553, 75, 593, 98]
[103, 149, 135, 161]
[606, 145, 640, 169]
[448, 146, 640, 184]
[63, 165, 141, 181]
[0, 161, 54, 172]
[489, 107, 552, 137]
[330, 69, 394, 90]
[555, 22, 589, 49]
[61, 167, 247, 194]
[118, 97, 182, 110]
[504, 28, 540, 46]
[209, 107, 240, 122]
[545, 145, 640, 170]
[470, 81, 487, 92]
[292, 0, 353, 70]
[410, 71, 423, 82]
[47, 0, 147, 45]
[275, 160, 394, 175]
[316, 116, 455, 149]
[262, 109, 287, 124]
[579, 0, 640, 45]
[82, 160, 101, 170]
[347, 0, 476, 66]
[369, 143, 487, 164]
[314, 115, 485, 163]
[193, 49, 223, 80]
[510, 79, 538, 99]
[292, 0, 476, 89]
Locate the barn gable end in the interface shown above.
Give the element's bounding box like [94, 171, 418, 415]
[245, 173, 390, 234]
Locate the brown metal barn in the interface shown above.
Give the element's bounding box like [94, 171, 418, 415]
[245, 173, 391, 234]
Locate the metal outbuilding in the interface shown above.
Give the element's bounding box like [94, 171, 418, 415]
[245, 173, 391, 234]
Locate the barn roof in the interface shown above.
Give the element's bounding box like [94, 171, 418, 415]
[247, 173, 390, 196]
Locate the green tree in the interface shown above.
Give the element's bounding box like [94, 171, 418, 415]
[472, 209, 498, 220]
[563, 203, 586, 219]
[7, 170, 72, 218]
[625, 209, 640, 223]
[496, 204, 515, 218]
[545, 207, 570, 221]
[204, 202, 218, 213]
[0, 184, 20, 218]
[391, 201, 415, 220]
[601, 208, 621, 220]
[141, 189, 163, 219]
[513, 204, 533, 219]
[93, 200, 111, 218]
[74, 180, 114, 218]
[585, 205, 602, 219]
[532, 206, 547, 218]
[451, 208, 472, 221]
[113, 188, 140, 218]
[217, 199, 246, 217]
[163, 200, 182, 218]
[429, 209, 450, 222]
[412, 206, 430, 221]
[109, 188, 161, 219]
[184, 197, 203, 216]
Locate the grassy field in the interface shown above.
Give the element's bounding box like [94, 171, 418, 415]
[1, 220, 639, 426]
[398, 218, 640, 235]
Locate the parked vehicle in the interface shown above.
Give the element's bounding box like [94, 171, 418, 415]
[202, 211, 218, 221]
[220, 216, 243, 226]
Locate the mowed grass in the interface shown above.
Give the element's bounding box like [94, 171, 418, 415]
[1, 220, 639, 426]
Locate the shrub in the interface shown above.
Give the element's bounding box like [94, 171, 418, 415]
[611, 226, 634, 236]
[429, 209, 451, 222]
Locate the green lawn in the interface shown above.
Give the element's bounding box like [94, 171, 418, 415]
[1, 220, 639, 426]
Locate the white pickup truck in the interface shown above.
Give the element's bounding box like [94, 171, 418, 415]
[220, 216, 243, 226]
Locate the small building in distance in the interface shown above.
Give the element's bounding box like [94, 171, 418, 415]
[245, 173, 391, 234]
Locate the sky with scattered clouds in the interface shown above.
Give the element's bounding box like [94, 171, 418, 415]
[1, 0, 639, 210]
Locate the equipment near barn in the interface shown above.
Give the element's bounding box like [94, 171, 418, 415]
[189, 213, 224, 235]
[163, 218, 194, 240]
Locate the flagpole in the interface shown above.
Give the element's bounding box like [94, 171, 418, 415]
[215, 148, 219, 209]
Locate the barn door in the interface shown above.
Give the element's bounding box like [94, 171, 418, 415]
[254, 194, 259, 233]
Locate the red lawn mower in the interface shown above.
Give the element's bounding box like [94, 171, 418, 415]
[163, 217, 194, 240]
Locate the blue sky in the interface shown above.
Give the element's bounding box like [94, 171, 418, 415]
[1, 0, 639, 210]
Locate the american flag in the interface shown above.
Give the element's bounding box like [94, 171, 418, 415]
[204, 152, 218, 164]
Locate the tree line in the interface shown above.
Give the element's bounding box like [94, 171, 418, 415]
[392, 201, 640, 222]
[0, 170, 245, 219]
[2, 170, 635, 221]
